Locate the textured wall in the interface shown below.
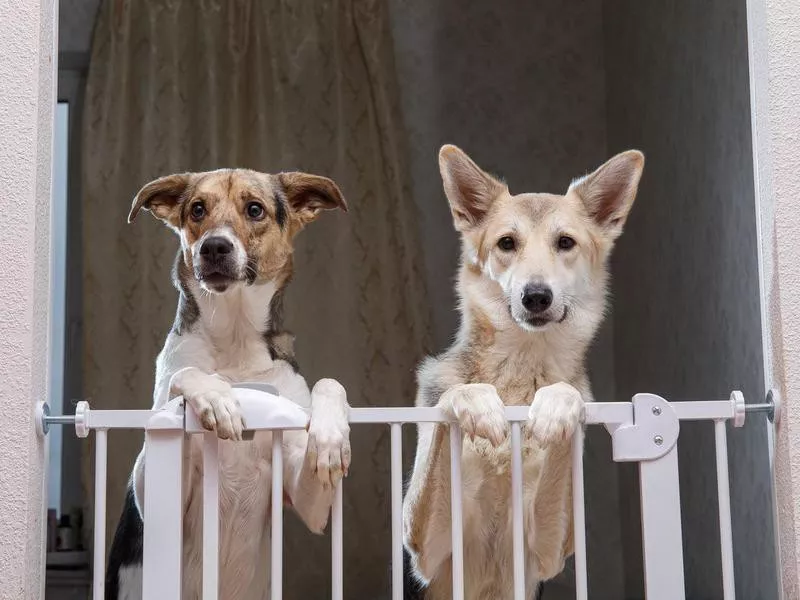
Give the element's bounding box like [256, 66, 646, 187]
[0, 0, 57, 596]
[754, 0, 800, 595]
[605, 1, 777, 598]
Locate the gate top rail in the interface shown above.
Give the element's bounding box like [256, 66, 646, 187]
[35, 388, 777, 437]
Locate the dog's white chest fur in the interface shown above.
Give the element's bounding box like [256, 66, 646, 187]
[194, 281, 278, 379]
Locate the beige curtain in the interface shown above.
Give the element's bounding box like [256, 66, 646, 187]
[81, 0, 430, 596]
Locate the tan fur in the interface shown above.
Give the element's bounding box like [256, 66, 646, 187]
[403, 145, 644, 599]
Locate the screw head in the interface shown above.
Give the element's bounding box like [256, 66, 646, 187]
[652, 406, 662, 416]
[654, 435, 664, 446]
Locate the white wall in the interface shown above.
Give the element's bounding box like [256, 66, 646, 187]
[751, 0, 800, 594]
[0, 0, 57, 596]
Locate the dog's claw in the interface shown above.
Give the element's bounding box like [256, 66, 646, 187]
[176, 372, 244, 441]
[442, 383, 509, 447]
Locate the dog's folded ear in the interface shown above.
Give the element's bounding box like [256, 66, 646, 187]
[438, 144, 506, 231]
[279, 172, 348, 226]
[128, 172, 192, 229]
[568, 150, 645, 238]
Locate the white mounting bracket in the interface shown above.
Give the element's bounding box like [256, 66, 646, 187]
[74, 400, 90, 438]
[731, 390, 746, 428]
[35, 399, 90, 437]
[608, 393, 680, 462]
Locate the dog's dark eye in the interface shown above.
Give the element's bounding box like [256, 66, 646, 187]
[246, 202, 265, 220]
[557, 235, 576, 251]
[497, 236, 516, 252]
[190, 202, 206, 221]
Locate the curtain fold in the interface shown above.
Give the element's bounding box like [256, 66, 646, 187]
[82, 0, 429, 595]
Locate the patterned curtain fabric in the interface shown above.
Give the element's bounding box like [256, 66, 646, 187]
[81, 0, 430, 595]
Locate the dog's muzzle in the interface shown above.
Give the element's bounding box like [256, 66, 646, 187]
[523, 305, 569, 329]
[194, 235, 242, 291]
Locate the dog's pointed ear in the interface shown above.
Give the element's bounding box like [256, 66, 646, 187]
[439, 144, 506, 231]
[129, 173, 193, 229]
[569, 150, 644, 238]
[279, 171, 348, 226]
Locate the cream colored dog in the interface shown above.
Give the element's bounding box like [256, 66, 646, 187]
[403, 145, 644, 598]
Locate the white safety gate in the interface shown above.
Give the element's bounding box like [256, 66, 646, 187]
[36, 385, 778, 600]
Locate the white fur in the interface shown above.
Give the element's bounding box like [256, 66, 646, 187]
[117, 565, 143, 600]
[125, 279, 350, 599]
[441, 383, 509, 447]
[528, 382, 584, 445]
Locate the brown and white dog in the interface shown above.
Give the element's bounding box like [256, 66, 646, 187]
[403, 146, 644, 598]
[106, 169, 351, 600]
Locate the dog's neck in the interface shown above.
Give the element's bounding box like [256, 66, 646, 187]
[191, 279, 278, 338]
[172, 256, 281, 338]
[454, 259, 605, 387]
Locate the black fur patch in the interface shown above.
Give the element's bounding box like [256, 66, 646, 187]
[171, 253, 200, 335]
[274, 190, 288, 229]
[105, 487, 143, 600]
[262, 283, 299, 370]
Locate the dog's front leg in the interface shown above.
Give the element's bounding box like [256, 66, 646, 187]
[526, 382, 585, 580]
[404, 383, 509, 582]
[283, 378, 351, 534]
[151, 331, 245, 440]
[305, 379, 352, 486]
[131, 333, 242, 518]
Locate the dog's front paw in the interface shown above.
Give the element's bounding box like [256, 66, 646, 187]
[307, 379, 351, 488]
[528, 382, 583, 446]
[171, 369, 244, 440]
[440, 383, 508, 447]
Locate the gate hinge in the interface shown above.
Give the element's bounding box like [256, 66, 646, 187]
[607, 393, 680, 462]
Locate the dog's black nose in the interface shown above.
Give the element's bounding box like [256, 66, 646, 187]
[522, 284, 553, 313]
[200, 237, 234, 263]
